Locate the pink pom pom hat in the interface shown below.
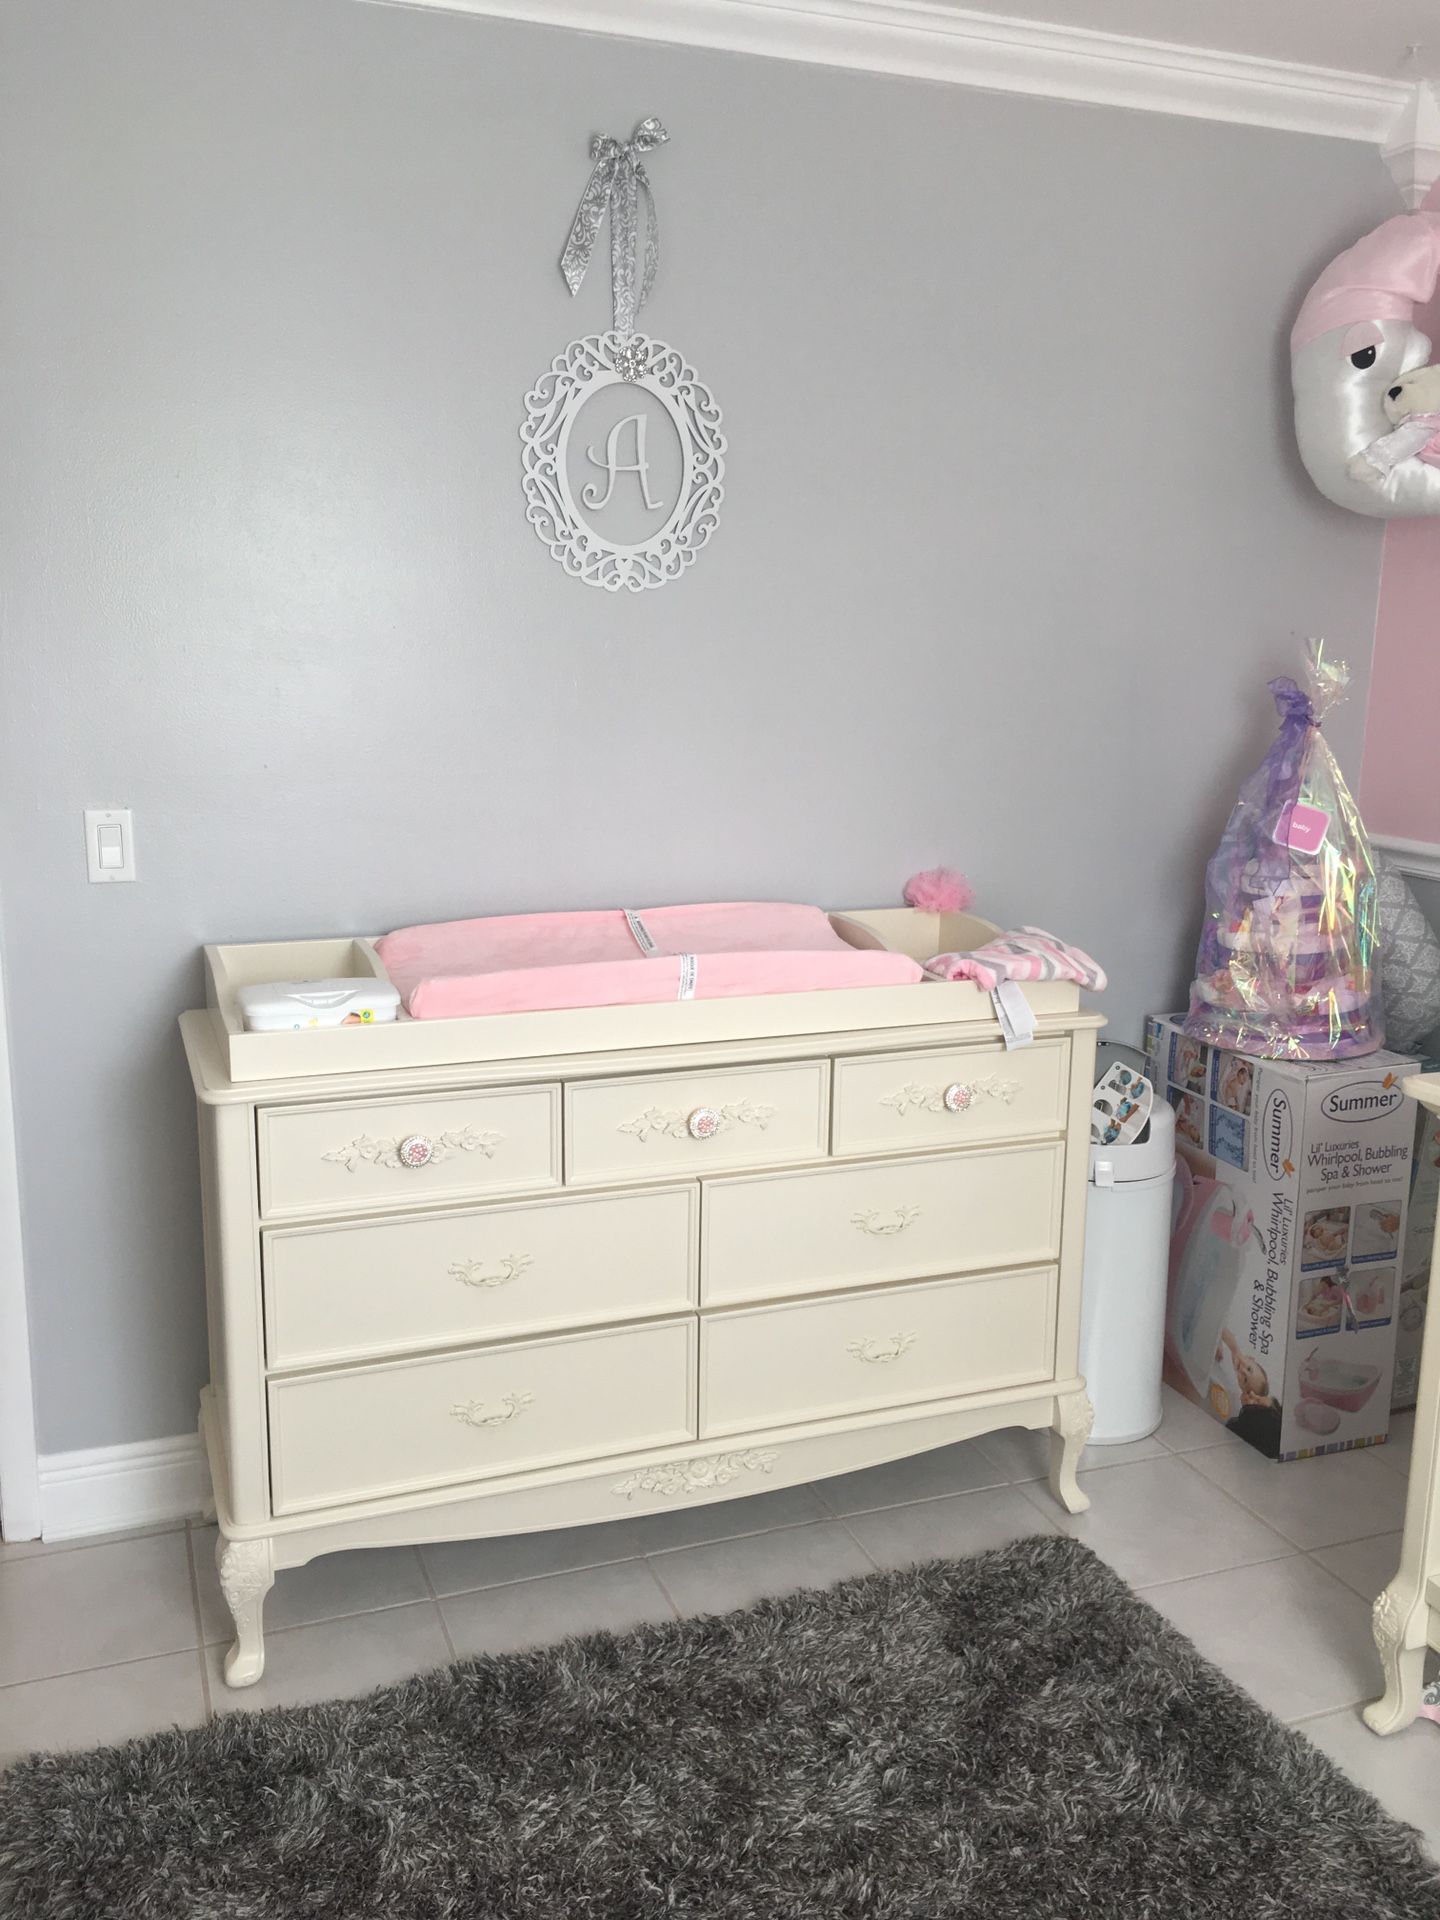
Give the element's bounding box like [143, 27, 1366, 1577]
[903, 868, 974, 915]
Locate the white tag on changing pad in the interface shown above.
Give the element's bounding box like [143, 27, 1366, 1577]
[677, 954, 697, 1000]
[992, 981, 1035, 1050]
[624, 909, 657, 957]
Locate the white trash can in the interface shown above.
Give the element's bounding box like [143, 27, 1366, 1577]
[1079, 1099, 1175, 1445]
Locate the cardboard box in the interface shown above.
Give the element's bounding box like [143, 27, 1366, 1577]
[1144, 1014, 1416, 1461]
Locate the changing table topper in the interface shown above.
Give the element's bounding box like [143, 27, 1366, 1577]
[375, 902, 923, 1019]
[184, 905, 1103, 1686]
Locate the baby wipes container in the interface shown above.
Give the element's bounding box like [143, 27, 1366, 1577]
[1079, 1100, 1176, 1444]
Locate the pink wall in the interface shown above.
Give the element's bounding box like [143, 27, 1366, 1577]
[1360, 518, 1440, 841]
[1359, 194, 1440, 846]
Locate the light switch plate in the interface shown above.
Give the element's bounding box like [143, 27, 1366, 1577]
[84, 807, 136, 883]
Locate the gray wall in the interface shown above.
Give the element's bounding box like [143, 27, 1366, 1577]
[1, 0, 1399, 1453]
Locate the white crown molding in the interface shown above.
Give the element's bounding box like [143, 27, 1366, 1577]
[39, 1432, 212, 1541]
[1373, 833, 1440, 885]
[364, 0, 1412, 143]
[1381, 80, 1440, 207]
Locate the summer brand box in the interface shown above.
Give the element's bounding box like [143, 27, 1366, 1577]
[1144, 1014, 1415, 1461]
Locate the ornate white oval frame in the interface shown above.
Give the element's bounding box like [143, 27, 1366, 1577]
[520, 331, 725, 591]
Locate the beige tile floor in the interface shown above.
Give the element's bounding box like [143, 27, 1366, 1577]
[1, 1389, 1436, 1856]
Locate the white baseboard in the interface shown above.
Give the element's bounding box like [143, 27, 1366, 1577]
[37, 1433, 213, 1542]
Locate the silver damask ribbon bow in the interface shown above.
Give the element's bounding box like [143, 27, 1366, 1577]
[559, 116, 668, 338]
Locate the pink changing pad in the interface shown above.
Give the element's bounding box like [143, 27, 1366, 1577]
[375, 903, 924, 1020]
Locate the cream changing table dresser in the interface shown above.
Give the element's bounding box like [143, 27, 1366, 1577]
[182, 908, 1103, 1685]
[1368, 1070, 1440, 1733]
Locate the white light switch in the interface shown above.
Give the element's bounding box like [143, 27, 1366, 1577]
[85, 808, 136, 883]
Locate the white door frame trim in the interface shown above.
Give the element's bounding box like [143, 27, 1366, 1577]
[0, 884, 40, 1541]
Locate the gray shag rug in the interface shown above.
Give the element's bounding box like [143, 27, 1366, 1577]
[1, 1535, 1437, 1918]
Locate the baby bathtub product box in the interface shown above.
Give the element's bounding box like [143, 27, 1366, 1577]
[1144, 1014, 1415, 1461]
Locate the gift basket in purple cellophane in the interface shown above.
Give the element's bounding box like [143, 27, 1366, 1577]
[1185, 641, 1381, 1060]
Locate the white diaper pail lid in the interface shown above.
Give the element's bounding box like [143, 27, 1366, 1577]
[1090, 1098, 1175, 1186]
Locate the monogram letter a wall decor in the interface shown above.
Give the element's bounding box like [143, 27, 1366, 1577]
[520, 118, 726, 591]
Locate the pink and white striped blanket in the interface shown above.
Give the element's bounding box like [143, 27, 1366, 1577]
[926, 926, 1106, 995]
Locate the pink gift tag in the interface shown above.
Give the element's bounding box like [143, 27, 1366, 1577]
[1274, 801, 1330, 856]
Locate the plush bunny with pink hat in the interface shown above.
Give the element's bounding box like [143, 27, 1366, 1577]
[1291, 200, 1440, 517]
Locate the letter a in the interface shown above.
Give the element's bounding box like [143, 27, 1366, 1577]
[583, 413, 664, 512]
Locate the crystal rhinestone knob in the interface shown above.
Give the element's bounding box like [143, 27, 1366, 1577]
[687, 1106, 721, 1141]
[614, 338, 649, 383]
[397, 1134, 435, 1168]
[943, 1084, 974, 1114]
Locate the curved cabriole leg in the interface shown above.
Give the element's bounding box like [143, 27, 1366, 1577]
[1049, 1389, 1094, 1515]
[1364, 1582, 1428, 1735]
[216, 1534, 275, 1688]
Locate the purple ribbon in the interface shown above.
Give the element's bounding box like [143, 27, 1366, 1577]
[1262, 676, 1317, 822]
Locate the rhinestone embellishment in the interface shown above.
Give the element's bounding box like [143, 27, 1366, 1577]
[687, 1106, 721, 1141]
[397, 1134, 435, 1168]
[614, 337, 649, 383]
[943, 1084, 974, 1114]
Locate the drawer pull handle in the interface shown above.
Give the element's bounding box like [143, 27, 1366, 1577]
[322, 1126, 502, 1174]
[880, 1075, 1019, 1119]
[847, 1332, 917, 1365]
[851, 1205, 921, 1237]
[449, 1253, 533, 1290]
[618, 1100, 776, 1144]
[451, 1390, 533, 1429]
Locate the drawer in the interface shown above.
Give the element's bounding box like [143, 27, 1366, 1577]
[264, 1184, 698, 1370]
[701, 1267, 1058, 1437]
[832, 1039, 1069, 1157]
[701, 1143, 1064, 1306]
[564, 1061, 829, 1187]
[268, 1317, 697, 1514]
[257, 1086, 561, 1220]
